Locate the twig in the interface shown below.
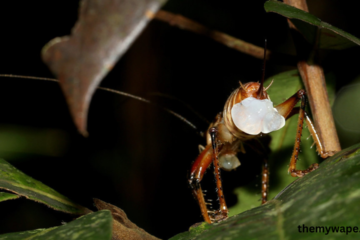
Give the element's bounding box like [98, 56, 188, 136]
[154, 10, 296, 64]
[283, 0, 341, 157]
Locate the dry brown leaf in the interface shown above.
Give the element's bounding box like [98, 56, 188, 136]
[42, 0, 166, 136]
[94, 198, 161, 240]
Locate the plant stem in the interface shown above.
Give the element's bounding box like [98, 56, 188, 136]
[283, 0, 341, 157]
[154, 10, 296, 64]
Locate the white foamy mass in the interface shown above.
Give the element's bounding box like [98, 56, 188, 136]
[231, 97, 285, 135]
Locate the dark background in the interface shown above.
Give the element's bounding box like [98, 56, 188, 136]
[0, 1, 359, 239]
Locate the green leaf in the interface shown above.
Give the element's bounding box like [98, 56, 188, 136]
[0, 192, 19, 202]
[333, 79, 360, 147]
[0, 229, 54, 240]
[0, 210, 112, 240]
[325, 72, 336, 106]
[0, 125, 69, 159]
[0, 158, 90, 215]
[264, 0, 360, 50]
[266, 70, 320, 198]
[171, 143, 360, 240]
[170, 222, 211, 240]
[265, 69, 303, 105]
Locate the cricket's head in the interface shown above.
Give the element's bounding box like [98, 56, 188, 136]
[238, 81, 271, 100]
[231, 80, 285, 135]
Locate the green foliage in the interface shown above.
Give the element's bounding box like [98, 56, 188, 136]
[171, 144, 360, 239]
[0, 210, 112, 240]
[0, 192, 19, 202]
[0, 159, 89, 215]
[333, 79, 360, 147]
[264, 0, 360, 50]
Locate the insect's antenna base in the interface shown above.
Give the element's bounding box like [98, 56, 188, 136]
[257, 38, 267, 99]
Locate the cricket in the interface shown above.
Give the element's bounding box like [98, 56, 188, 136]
[188, 43, 328, 223]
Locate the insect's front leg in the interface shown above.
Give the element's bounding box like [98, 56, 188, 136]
[189, 127, 229, 223]
[189, 144, 213, 223]
[276, 90, 320, 177]
[209, 127, 228, 221]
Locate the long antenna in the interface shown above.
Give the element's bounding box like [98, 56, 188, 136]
[148, 92, 210, 125]
[0, 74, 198, 131]
[257, 38, 267, 99]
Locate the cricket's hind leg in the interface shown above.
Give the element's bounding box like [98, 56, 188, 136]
[276, 90, 321, 177]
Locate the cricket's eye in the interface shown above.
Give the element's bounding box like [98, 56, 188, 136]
[219, 154, 241, 171]
[231, 97, 285, 135]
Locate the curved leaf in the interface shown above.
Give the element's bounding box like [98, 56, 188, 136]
[264, 0, 360, 50]
[171, 143, 360, 240]
[0, 210, 112, 240]
[0, 229, 52, 240]
[0, 159, 90, 215]
[0, 192, 19, 202]
[42, 0, 166, 136]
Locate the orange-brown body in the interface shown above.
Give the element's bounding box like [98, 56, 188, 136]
[189, 81, 325, 223]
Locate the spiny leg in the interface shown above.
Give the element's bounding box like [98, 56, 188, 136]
[192, 182, 212, 223]
[189, 144, 213, 223]
[286, 107, 326, 158]
[261, 158, 269, 204]
[189, 128, 229, 223]
[209, 127, 228, 222]
[287, 91, 319, 177]
[304, 111, 327, 158]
